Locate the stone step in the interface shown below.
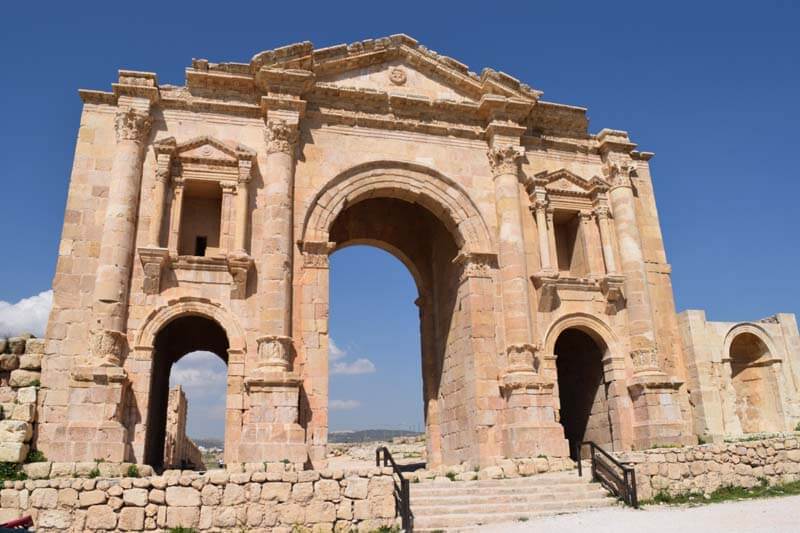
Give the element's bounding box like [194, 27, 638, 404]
[411, 494, 615, 516]
[412, 498, 618, 531]
[411, 471, 586, 491]
[411, 482, 604, 499]
[411, 488, 609, 507]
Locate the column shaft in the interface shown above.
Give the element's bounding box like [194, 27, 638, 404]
[533, 203, 553, 272]
[596, 208, 618, 274]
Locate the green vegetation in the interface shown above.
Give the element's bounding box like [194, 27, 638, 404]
[370, 527, 400, 533]
[517, 516, 530, 522]
[126, 464, 140, 478]
[25, 449, 47, 463]
[168, 528, 197, 533]
[445, 471, 457, 481]
[724, 432, 785, 443]
[88, 466, 101, 479]
[0, 462, 27, 482]
[644, 478, 800, 506]
[29, 379, 41, 387]
[648, 443, 683, 450]
[795, 422, 800, 431]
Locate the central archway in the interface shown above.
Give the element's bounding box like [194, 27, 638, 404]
[299, 161, 500, 468]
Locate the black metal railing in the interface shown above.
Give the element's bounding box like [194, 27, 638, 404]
[376, 446, 414, 532]
[575, 441, 638, 508]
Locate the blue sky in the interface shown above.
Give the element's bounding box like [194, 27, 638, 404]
[1, 1, 798, 437]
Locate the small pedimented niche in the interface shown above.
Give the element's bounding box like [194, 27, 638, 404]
[532, 168, 610, 200]
[171, 135, 256, 178]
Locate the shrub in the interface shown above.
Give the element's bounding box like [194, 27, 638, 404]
[88, 466, 101, 479]
[126, 464, 140, 478]
[25, 449, 47, 463]
[795, 422, 800, 432]
[0, 462, 27, 482]
[445, 471, 457, 481]
[169, 528, 197, 533]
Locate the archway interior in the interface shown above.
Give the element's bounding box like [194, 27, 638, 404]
[554, 328, 613, 458]
[145, 315, 229, 470]
[729, 332, 781, 433]
[328, 197, 462, 466]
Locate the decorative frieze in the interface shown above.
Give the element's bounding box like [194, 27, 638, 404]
[255, 335, 294, 372]
[453, 251, 497, 282]
[300, 240, 335, 269]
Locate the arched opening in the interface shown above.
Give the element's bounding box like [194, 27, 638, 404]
[145, 315, 229, 470]
[729, 332, 782, 433]
[555, 328, 613, 457]
[327, 196, 461, 467]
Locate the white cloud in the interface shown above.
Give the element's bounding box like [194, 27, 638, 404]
[329, 338, 346, 361]
[330, 399, 361, 411]
[0, 290, 53, 338]
[170, 351, 227, 395]
[331, 358, 376, 375]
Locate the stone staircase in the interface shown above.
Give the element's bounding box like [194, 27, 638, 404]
[410, 470, 618, 531]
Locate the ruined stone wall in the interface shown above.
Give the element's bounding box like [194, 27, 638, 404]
[618, 433, 800, 501]
[0, 336, 44, 462]
[0, 465, 396, 532]
[678, 311, 800, 440]
[163, 386, 203, 470]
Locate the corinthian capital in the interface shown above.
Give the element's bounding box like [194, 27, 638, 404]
[602, 159, 636, 189]
[114, 107, 152, 143]
[265, 119, 299, 155]
[487, 145, 524, 177]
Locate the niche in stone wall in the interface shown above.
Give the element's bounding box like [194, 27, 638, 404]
[553, 210, 589, 277]
[178, 180, 222, 257]
[729, 332, 783, 434]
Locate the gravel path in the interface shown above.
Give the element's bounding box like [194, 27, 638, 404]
[478, 495, 800, 533]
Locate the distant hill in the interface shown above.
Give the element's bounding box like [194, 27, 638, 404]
[193, 437, 224, 449]
[329, 429, 422, 444]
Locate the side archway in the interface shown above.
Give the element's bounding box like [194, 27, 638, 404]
[722, 323, 785, 434]
[543, 313, 632, 454]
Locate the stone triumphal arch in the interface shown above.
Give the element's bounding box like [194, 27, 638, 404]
[34, 34, 800, 470]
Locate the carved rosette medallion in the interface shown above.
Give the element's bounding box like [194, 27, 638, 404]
[256, 335, 294, 372]
[388, 66, 407, 85]
[487, 145, 524, 177]
[114, 107, 152, 143]
[89, 329, 127, 367]
[265, 119, 299, 155]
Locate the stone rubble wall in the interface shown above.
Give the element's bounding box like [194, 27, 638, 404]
[0, 464, 397, 532]
[0, 336, 43, 463]
[164, 386, 203, 470]
[617, 433, 800, 501]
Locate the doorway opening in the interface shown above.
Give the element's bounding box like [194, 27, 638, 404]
[145, 315, 229, 471]
[555, 328, 614, 458]
[326, 196, 462, 468]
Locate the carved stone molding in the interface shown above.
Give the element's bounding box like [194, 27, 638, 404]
[600, 274, 625, 304]
[227, 253, 254, 299]
[530, 271, 560, 311]
[238, 159, 253, 183]
[630, 348, 660, 373]
[88, 329, 128, 367]
[138, 247, 170, 295]
[453, 251, 498, 282]
[265, 119, 299, 155]
[255, 335, 295, 372]
[300, 240, 335, 269]
[602, 160, 636, 190]
[487, 145, 524, 177]
[114, 107, 152, 143]
[593, 206, 612, 220]
[506, 342, 540, 374]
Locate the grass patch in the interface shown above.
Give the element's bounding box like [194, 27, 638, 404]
[648, 443, 683, 450]
[126, 464, 140, 478]
[795, 422, 800, 432]
[25, 449, 47, 463]
[168, 528, 197, 533]
[445, 471, 457, 481]
[0, 462, 27, 482]
[644, 478, 800, 506]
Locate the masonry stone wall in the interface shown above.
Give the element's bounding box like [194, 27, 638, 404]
[0, 336, 43, 463]
[0, 465, 397, 532]
[617, 433, 800, 501]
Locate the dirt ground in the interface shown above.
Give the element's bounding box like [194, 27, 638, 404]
[479, 494, 800, 533]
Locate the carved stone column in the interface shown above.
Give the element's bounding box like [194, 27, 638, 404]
[167, 177, 184, 255]
[234, 159, 252, 254]
[138, 138, 174, 295]
[594, 206, 619, 275]
[531, 198, 556, 275]
[487, 144, 537, 371]
[89, 105, 152, 367]
[219, 181, 237, 254]
[599, 129, 687, 448]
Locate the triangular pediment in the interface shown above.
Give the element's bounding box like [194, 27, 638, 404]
[169, 136, 255, 165]
[249, 34, 542, 104]
[534, 169, 609, 197]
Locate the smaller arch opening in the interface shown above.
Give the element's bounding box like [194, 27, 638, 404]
[145, 315, 229, 471]
[555, 328, 614, 458]
[729, 332, 782, 434]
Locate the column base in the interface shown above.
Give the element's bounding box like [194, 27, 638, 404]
[240, 371, 307, 464]
[628, 371, 694, 449]
[501, 372, 569, 458]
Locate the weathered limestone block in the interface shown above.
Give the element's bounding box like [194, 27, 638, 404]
[15, 386, 36, 404]
[38, 510, 72, 529]
[18, 354, 42, 370]
[261, 481, 291, 502]
[0, 354, 19, 371]
[86, 504, 117, 530]
[0, 420, 32, 442]
[165, 486, 200, 506]
[30, 487, 58, 509]
[118, 507, 145, 530]
[0, 338, 7, 354]
[8, 370, 40, 388]
[343, 477, 368, 499]
[7, 337, 26, 355]
[79, 489, 107, 507]
[123, 487, 148, 506]
[22, 462, 52, 479]
[166, 506, 200, 528]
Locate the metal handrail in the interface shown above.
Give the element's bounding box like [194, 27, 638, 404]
[376, 446, 414, 532]
[575, 441, 638, 508]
